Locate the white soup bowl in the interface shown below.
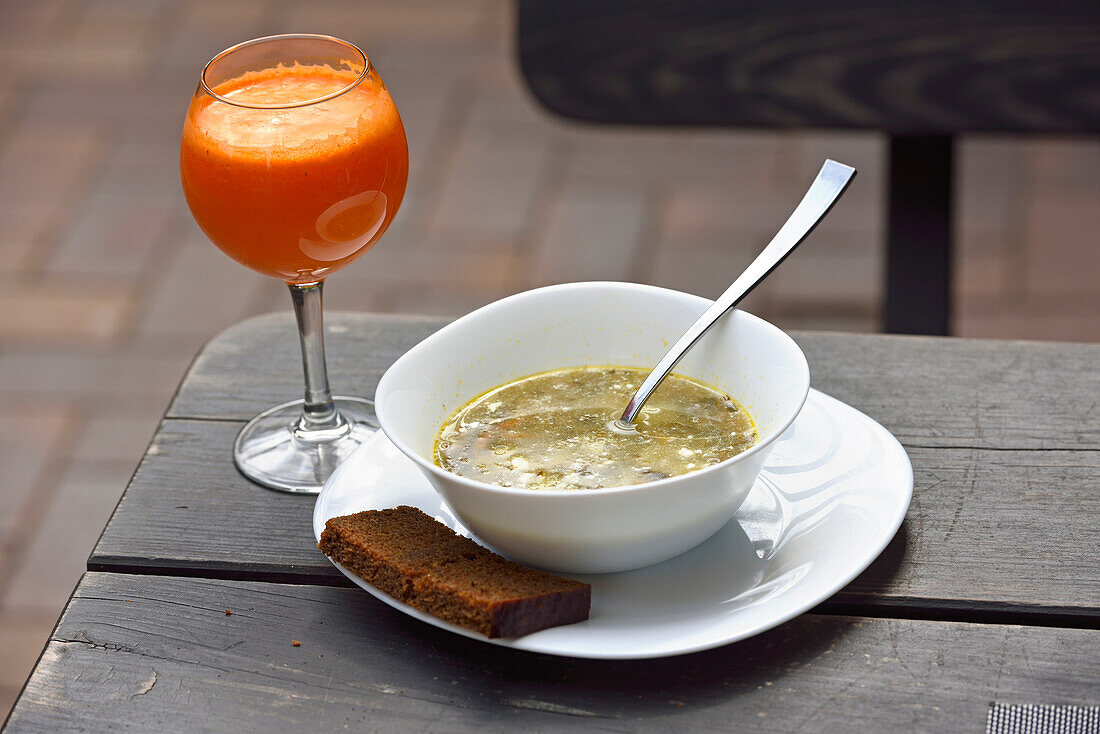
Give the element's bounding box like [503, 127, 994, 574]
[374, 281, 809, 574]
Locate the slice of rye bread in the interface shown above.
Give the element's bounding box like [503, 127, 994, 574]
[319, 506, 591, 638]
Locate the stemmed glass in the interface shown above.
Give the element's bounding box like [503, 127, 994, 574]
[180, 34, 408, 493]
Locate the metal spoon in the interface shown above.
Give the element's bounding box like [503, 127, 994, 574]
[618, 159, 856, 427]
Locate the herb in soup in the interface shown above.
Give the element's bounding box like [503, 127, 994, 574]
[434, 366, 757, 490]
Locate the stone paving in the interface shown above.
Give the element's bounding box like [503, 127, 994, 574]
[1, 0, 1098, 717]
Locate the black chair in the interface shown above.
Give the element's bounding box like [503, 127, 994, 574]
[517, 0, 1100, 334]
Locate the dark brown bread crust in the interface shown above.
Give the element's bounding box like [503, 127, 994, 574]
[318, 506, 591, 638]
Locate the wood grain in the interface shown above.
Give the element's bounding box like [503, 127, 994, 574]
[166, 312, 446, 421]
[518, 0, 1100, 134]
[89, 313, 1100, 618]
[839, 447, 1100, 617]
[794, 332, 1100, 451]
[89, 419, 340, 583]
[89, 420, 1100, 616]
[6, 573, 1098, 733]
[169, 313, 1100, 449]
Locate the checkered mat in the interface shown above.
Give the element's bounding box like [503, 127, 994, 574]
[987, 704, 1100, 734]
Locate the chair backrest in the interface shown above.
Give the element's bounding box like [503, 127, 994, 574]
[518, 0, 1100, 134]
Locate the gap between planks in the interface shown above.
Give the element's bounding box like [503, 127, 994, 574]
[82, 565, 1100, 632]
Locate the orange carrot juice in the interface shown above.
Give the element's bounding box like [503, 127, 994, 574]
[180, 63, 408, 283]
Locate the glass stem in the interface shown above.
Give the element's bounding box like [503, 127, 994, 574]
[289, 281, 345, 435]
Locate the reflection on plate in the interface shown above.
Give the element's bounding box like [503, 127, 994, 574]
[314, 389, 912, 660]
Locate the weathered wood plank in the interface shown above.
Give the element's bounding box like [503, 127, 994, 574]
[166, 312, 1100, 451]
[837, 448, 1100, 616]
[90, 419, 343, 583]
[6, 573, 1098, 733]
[166, 312, 447, 421]
[794, 333, 1100, 452]
[90, 418, 1100, 617]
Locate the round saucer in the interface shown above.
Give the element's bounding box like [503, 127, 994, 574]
[314, 389, 912, 659]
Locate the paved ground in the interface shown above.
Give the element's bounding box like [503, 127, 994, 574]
[1, 0, 1098, 717]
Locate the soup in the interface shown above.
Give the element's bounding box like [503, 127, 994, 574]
[434, 366, 757, 490]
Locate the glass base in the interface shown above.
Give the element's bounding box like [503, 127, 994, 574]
[233, 396, 378, 494]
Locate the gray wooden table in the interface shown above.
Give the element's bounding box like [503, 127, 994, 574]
[4, 312, 1099, 732]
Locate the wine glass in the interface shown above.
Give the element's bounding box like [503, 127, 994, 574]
[180, 34, 409, 493]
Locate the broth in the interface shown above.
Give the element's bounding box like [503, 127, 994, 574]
[434, 366, 757, 490]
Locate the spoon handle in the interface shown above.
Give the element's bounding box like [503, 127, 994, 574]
[620, 159, 856, 425]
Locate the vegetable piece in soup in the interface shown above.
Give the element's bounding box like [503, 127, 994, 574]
[434, 366, 757, 490]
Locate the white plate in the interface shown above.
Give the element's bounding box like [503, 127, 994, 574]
[314, 388, 912, 660]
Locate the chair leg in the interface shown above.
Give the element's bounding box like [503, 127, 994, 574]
[885, 134, 953, 336]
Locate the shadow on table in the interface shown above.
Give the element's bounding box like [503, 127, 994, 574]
[24, 538, 911, 728]
[325, 521, 913, 718]
[827, 520, 911, 607]
[360, 593, 861, 718]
